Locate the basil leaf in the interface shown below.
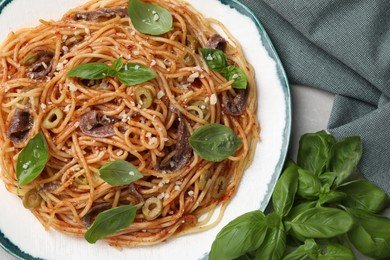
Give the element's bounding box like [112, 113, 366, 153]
[346, 207, 390, 259]
[272, 164, 299, 217]
[199, 48, 246, 90]
[287, 207, 354, 239]
[317, 243, 355, 260]
[117, 63, 157, 86]
[84, 205, 138, 243]
[99, 160, 143, 186]
[285, 201, 317, 242]
[282, 239, 321, 260]
[234, 255, 252, 260]
[209, 211, 267, 260]
[337, 180, 390, 213]
[328, 136, 362, 186]
[318, 191, 347, 206]
[251, 213, 286, 260]
[220, 66, 247, 89]
[296, 168, 322, 199]
[286, 201, 317, 223]
[199, 48, 228, 72]
[16, 132, 49, 187]
[189, 123, 242, 162]
[128, 0, 172, 35]
[112, 57, 124, 72]
[67, 62, 115, 80]
[318, 171, 337, 187]
[297, 131, 336, 176]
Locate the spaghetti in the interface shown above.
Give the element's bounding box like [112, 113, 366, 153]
[0, 0, 259, 247]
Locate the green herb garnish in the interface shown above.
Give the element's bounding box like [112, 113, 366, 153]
[199, 48, 247, 89]
[199, 48, 228, 72]
[189, 123, 242, 162]
[220, 66, 247, 89]
[345, 207, 390, 258]
[84, 205, 138, 243]
[67, 57, 157, 86]
[128, 0, 173, 35]
[98, 160, 143, 186]
[209, 211, 267, 260]
[209, 131, 390, 259]
[16, 132, 49, 188]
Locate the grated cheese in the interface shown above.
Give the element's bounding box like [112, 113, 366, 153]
[210, 94, 217, 105]
[68, 82, 77, 92]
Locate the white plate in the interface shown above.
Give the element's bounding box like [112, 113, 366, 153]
[0, 0, 291, 259]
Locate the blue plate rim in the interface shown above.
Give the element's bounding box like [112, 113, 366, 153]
[0, 0, 292, 259]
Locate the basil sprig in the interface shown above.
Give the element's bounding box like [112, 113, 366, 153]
[98, 160, 143, 186]
[84, 204, 138, 243]
[199, 48, 247, 89]
[189, 123, 242, 162]
[16, 132, 49, 187]
[128, 0, 172, 35]
[67, 57, 157, 86]
[209, 131, 390, 259]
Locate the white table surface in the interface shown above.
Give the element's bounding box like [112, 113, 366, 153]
[1, 85, 385, 259]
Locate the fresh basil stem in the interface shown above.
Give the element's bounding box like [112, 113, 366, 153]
[128, 0, 173, 35]
[67, 57, 157, 86]
[84, 204, 139, 243]
[209, 130, 390, 259]
[199, 48, 247, 89]
[98, 160, 143, 186]
[16, 132, 49, 187]
[189, 123, 242, 162]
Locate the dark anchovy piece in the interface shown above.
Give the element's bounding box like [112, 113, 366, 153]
[79, 110, 119, 138]
[82, 202, 112, 228]
[206, 34, 227, 52]
[73, 8, 128, 22]
[129, 183, 144, 203]
[40, 182, 61, 193]
[158, 112, 192, 172]
[7, 109, 33, 144]
[26, 50, 54, 80]
[222, 89, 248, 116]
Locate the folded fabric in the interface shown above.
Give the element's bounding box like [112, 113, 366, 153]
[239, 0, 390, 194]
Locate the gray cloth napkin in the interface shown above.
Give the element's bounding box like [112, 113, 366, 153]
[239, 0, 390, 194]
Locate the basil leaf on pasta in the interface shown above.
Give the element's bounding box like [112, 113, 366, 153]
[84, 205, 138, 243]
[67, 62, 115, 80]
[200, 48, 247, 89]
[220, 65, 247, 89]
[67, 59, 156, 86]
[199, 48, 227, 72]
[117, 63, 157, 86]
[189, 123, 242, 162]
[16, 132, 49, 187]
[112, 57, 124, 71]
[99, 160, 143, 186]
[128, 0, 173, 35]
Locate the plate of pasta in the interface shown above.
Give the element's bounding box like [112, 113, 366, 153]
[0, 0, 291, 259]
